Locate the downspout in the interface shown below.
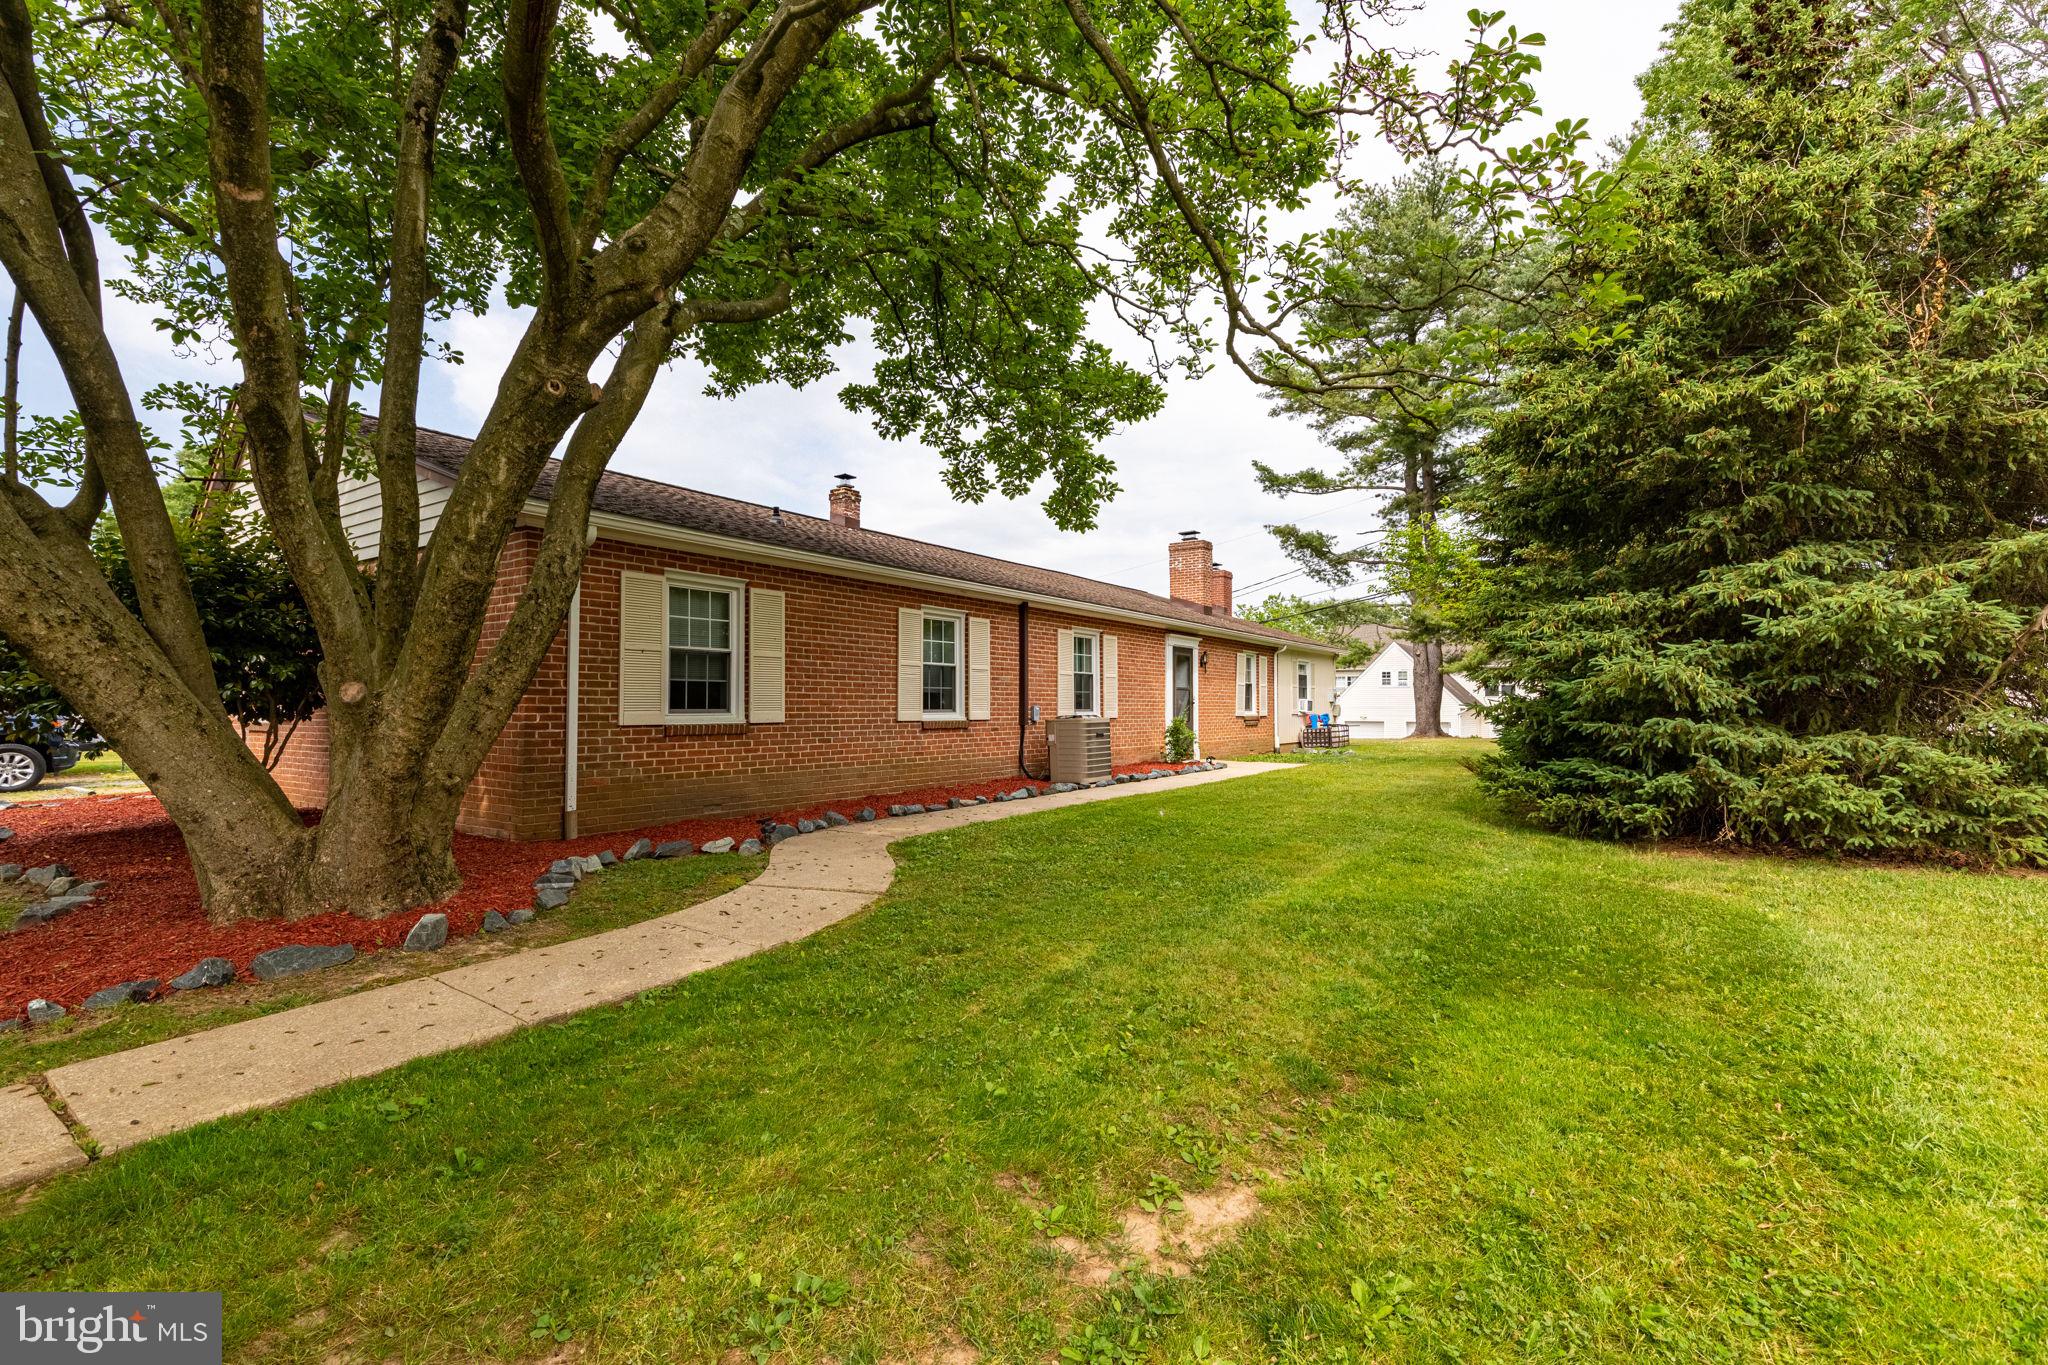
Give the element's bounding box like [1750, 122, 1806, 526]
[562, 579, 582, 840]
[1017, 600, 1047, 781]
[562, 525, 598, 840]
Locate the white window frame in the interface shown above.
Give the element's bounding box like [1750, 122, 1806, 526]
[920, 607, 967, 720]
[1398, 669, 1410, 687]
[1237, 652, 1258, 716]
[664, 569, 746, 724]
[1381, 670, 1393, 686]
[1295, 660, 1311, 712]
[1070, 628, 1101, 717]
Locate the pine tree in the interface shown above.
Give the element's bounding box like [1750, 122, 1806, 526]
[1472, 0, 2048, 864]
[1256, 162, 1536, 733]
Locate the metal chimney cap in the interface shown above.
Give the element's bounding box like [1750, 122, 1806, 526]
[1178, 529, 1201, 540]
[834, 472, 857, 484]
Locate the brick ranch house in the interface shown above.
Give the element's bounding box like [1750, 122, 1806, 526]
[257, 426, 1343, 841]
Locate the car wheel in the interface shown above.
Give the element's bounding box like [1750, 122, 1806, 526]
[0, 743, 46, 792]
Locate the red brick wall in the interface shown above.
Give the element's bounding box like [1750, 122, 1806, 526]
[241, 717, 328, 809]
[244, 530, 1283, 841]
[1168, 537, 1215, 607]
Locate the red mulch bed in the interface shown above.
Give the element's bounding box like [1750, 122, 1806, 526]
[0, 762, 1205, 1014]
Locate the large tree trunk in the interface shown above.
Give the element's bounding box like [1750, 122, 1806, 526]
[297, 770, 463, 919]
[1410, 640, 1447, 738]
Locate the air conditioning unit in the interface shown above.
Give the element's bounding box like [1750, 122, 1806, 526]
[1048, 716, 1112, 784]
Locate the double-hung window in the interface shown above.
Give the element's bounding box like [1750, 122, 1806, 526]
[922, 611, 961, 718]
[1295, 661, 1311, 710]
[1072, 631, 1099, 715]
[1380, 670, 1393, 686]
[1238, 653, 1257, 713]
[668, 580, 741, 719]
[1397, 669, 1410, 687]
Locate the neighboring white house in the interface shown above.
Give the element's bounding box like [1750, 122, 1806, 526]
[1333, 638, 1501, 739]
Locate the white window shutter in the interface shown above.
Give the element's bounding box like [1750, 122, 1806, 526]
[749, 588, 786, 724]
[618, 570, 667, 725]
[1056, 628, 1075, 717]
[897, 607, 923, 722]
[1261, 656, 1271, 716]
[967, 615, 992, 721]
[1103, 634, 1119, 719]
[1234, 652, 1248, 716]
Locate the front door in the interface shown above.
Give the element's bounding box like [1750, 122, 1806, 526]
[1171, 646, 1196, 727]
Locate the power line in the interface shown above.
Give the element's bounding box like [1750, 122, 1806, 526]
[1232, 527, 1395, 600]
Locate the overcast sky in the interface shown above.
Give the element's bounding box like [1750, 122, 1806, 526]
[59, 0, 1680, 608]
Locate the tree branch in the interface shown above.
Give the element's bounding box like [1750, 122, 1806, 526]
[376, 0, 470, 665]
[574, 0, 757, 256]
[195, 0, 369, 681]
[503, 0, 577, 302]
[0, 4, 223, 708]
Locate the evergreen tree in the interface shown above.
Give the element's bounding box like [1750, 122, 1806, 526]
[1641, 0, 2048, 134]
[1256, 162, 1535, 733]
[1472, 0, 2048, 865]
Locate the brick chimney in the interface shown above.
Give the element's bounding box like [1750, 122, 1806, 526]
[1208, 563, 1233, 617]
[828, 474, 860, 529]
[1169, 532, 1213, 606]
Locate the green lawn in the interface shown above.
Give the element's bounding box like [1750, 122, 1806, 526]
[3, 743, 2043, 1363]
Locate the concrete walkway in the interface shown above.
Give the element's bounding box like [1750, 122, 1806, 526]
[2, 761, 1293, 1186]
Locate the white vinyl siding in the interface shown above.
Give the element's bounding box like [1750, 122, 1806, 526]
[336, 471, 453, 560]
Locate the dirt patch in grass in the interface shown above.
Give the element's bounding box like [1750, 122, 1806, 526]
[887, 1341, 982, 1364]
[1117, 1183, 1261, 1273]
[1016, 1174, 1263, 1285]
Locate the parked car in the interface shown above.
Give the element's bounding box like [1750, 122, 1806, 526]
[0, 714, 84, 792]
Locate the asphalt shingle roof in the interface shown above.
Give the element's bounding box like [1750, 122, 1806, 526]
[405, 424, 1337, 651]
